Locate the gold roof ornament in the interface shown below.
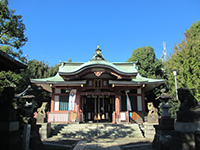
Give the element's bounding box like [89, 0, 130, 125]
[90, 46, 106, 61]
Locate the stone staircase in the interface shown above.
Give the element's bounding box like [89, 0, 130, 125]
[52, 123, 144, 139]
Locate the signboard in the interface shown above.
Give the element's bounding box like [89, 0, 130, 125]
[120, 112, 126, 121]
[68, 89, 77, 110]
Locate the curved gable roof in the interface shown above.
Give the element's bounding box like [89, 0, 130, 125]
[59, 60, 138, 76]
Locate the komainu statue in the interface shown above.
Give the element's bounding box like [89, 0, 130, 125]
[147, 102, 159, 123]
[178, 87, 200, 111]
[37, 102, 48, 115]
[177, 87, 200, 122]
[148, 102, 158, 116]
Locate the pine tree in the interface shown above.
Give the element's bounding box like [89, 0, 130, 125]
[0, 0, 27, 62]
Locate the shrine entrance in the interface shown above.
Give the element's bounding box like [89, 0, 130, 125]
[82, 95, 115, 122]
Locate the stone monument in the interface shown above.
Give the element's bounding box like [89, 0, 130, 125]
[0, 87, 22, 150]
[36, 102, 51, 139]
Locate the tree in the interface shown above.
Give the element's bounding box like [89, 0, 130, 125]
[166, 21, 200, 101]
[19, 60, 60, 107]
[0, 0, 27, 62]
[0, 58, 60, 108]
[127, 46, 166, 109]
[127, 46, 165, 79]
[0, 0, 27, 94]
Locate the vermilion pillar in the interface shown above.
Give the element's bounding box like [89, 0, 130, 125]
[76, 93, 81, 122]
[115, 94, 120, 123]
[50, 88, 55, 112]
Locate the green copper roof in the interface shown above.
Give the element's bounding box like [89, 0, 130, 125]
[59, 61, 138, 76]
[31, 47, 165, 92]
[59, 47, 138, 75]
[134, 74, 166, 84]
[31, 73, 64, 83]
[109, 74, 165, 92]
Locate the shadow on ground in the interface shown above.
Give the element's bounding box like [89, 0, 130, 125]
[119, 141, 152, 150]
[43, 123, 150, 150]
[52, 123, 144, 140]
[43, 139, 78, 150]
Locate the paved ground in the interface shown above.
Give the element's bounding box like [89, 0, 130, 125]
[43, 136, 153, 150]
[43, 122, 154, 150]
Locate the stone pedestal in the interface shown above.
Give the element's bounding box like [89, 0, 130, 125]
[175, 122, 200, 132]
[37, 123, 51, 139]
[152, 116, 174, 150]
[36, 112, 51, 139]
[153, 128, 196, 150]
[37, 114, 47, 124]
[173, 110, 200, 150]
[144, 122, 158, 139]
[177, 110, 200, 122]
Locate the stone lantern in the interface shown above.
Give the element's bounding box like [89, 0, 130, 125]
[22, 95, 36, 118]
[152, 89, 175, 150]
[156, 89, 174, 125]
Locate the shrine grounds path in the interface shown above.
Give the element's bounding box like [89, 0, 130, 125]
[42, 123, 153, 150]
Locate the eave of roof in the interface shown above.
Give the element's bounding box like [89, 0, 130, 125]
[30, 73, 64, 83]
[109, 74, 165, 92]
[31, 73, 87, 92]
[0, 50, 27, 72]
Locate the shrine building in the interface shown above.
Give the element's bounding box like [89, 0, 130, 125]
[31, 47, 165, 124]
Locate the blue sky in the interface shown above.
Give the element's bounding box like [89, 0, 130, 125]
[9, 0, 200, 66]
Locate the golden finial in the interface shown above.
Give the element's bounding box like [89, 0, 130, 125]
[97, 45, 99, 49]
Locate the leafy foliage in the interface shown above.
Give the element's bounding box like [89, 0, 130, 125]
[0, 0, 27, 62]
[0, 70, 22, 92]
[0, 59, 60, 107]
[0, 1, 60, 108]
[127, 46, 166, 110]
[127, 46, 165, 79]
[166, 21, 200, 101]
[26, 59, 59, 79]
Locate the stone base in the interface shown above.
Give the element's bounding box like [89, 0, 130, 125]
[144, 122, 158, 139]
[152, 128, 200, 150]
[177, 111, 200, 122]
[37, 114, 47, 123]
[0, 130, 22, 150]
[175, 122, 200, 132]
[147, 115, 158, 123]
[37, 123, 51, 139]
